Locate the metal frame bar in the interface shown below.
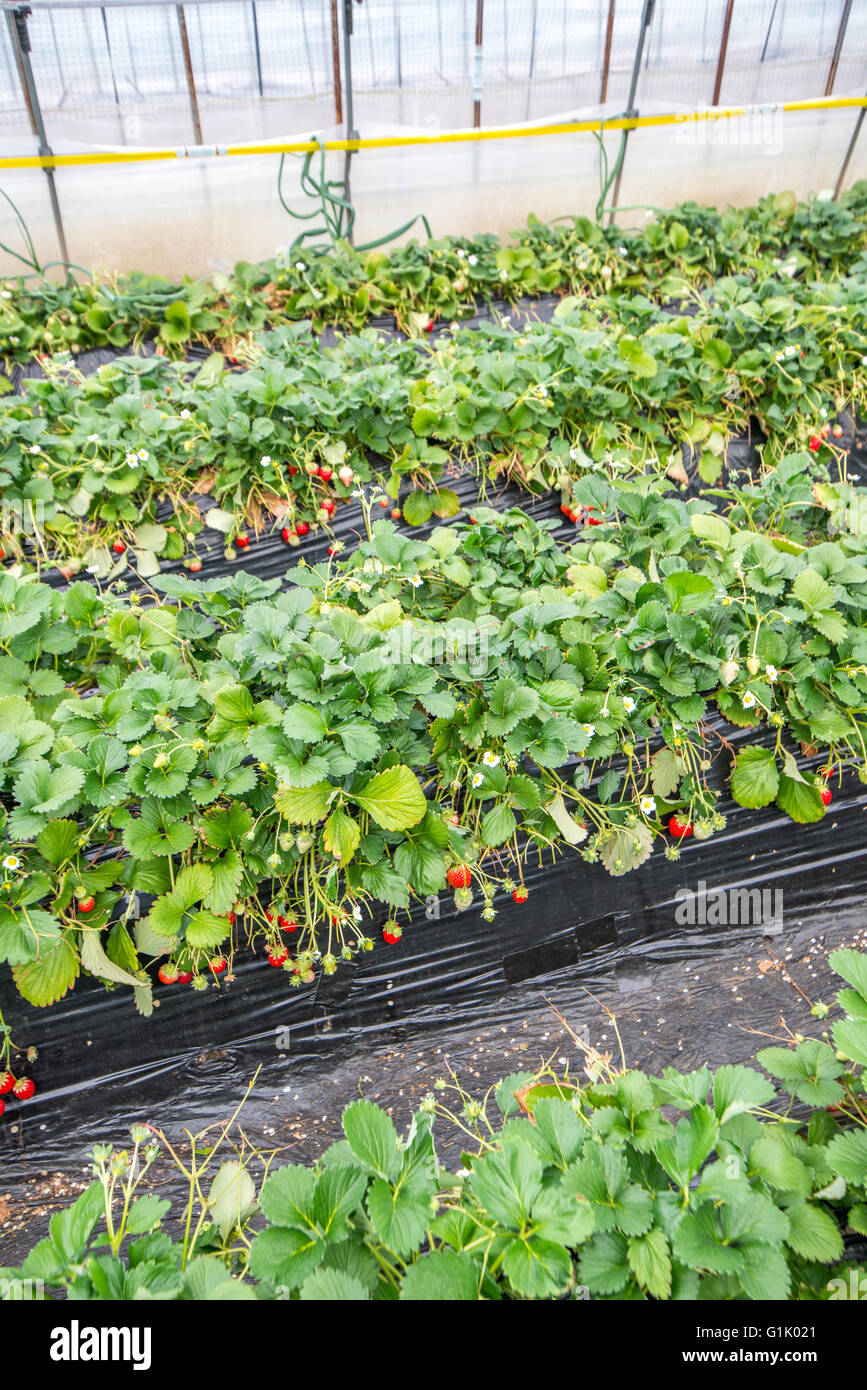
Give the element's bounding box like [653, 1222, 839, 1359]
[608, 0, 654, 219]
[4, 4, 68, 263]
[712, 0, 734, 107]
[175, 3, 201, 143]
[472, 0, 483, 129]
[826, 0, 853, 97]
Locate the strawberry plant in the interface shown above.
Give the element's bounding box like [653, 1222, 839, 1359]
[3, 946, 866, 1300]
[0, 479, 866, 1010]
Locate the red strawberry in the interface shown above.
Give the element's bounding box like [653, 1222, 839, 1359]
[177, 971, 193, 984]
[279, 916, 298, 933]
[447, 865, 472, 888]
[832, 424, 843, 438]
[809, 435, 822, 452]
[424, 319, 434, 333]
[321, 498, 335, 515]
[281, 527, 292, 543]
[189, 558, 202, 572]
[13, 1077, 35, 1101]
[391, 508, 401, 519]
[112, 540, 126, 555]
[268, 945, 289, 966]
[209, 956, 227, 975]
[512, 888, 529, 903]
[328, 545, 337, 556]
[77, 895, 96, 914]
[668, 814, 693, 838]
[0, 1072, 14, 1095]
[382, 923, 402, 944]
[820, 786, 832, 805]
[318, 466, 333, 482]
[378, 498, 390, 508]
[265, 910, 274, 923]
[468, 516, 477, 525]
[289, 464, 299, 476]
[296, 521, 310, 536]
[158, 964, 179, 984]
[0, 1098, 5, 1118]
[235, 534, 250, 549]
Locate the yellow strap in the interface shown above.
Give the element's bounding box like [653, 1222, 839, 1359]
[0, 96, 864, 170]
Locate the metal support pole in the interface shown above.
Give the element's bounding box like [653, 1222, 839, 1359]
[608, 0, 654, 221]
[251, 1, 264, 98]
[472, 0, 483, 129]
[329, 0, 343, 125]
[600, 0, 615, 104]
[712, 0, 734, 106]
[176, 5, 202, 145]
[5, 6, 69, 265]
[826, 0, 853, 97]
[341, 0, 358, 241]
[524, 0, 538, 121]
[835, 96, 866, 199]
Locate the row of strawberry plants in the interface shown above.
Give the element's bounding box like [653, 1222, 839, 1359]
[2, 257, 866, 578]
[2, 186, 866, 366]
[2, 944, 867, 1299]
[0, 473, 865, 1013]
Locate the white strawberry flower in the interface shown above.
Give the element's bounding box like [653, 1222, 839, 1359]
[2, 855, 20, 870]
[180, 409, 191, 419]
[408, 575, 423, 588]
[29, 444, 41, 454]
[468, 254, 478, 266]
[482, 750, 500, 767]
[742, 691, 757, 708]
[137, 449, 149, 461]
[87, 433, 100, 443]
[622, 695, 636, 713]
[260, 455, 271, 466]
[582, 723, 596, 737]
[639, 797, 655, 816]
[765, 664, 778, 681]
[295, 261, 306, 272]
[472, 773, 484, 787]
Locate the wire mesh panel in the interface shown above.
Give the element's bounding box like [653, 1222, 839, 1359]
[0, 0, 341, 144]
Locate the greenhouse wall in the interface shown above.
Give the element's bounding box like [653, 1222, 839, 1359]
[1, 0, 866, 277]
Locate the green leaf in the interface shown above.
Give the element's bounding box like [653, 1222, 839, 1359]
[273, 780, 333, 824]
[831, 1017, 867, 1068]
[12, 930, 79, 1006]
[628, 1226, 671, 1299]
[480, 800, 517, 847]
[578, 1231, 631, 1294]
[125, 1196, 171, 1235]
[784, 1202, 843, 1263]
[825, 1128, 867, 1184]
[829, 948, 867, 1009]
[323, 808, 361, 866]
[299, 1267, 369, 1300]
[248, 1226, 325, 1289]
[776, 773, 825, 824]
[400, 1249, 482, 1301]
[342, 1100, 401, 1181]
[502, 1235, 572, 1299]
[468, 1145, 542, 1230]
[757, 1040, 844, 1107]
[712, 1065, 776, 1124]
[366, 1178, 431, 1259]
[730, 747, 779, 808]
[350, 766, 426, 831]
[81, 928, 146, 990]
